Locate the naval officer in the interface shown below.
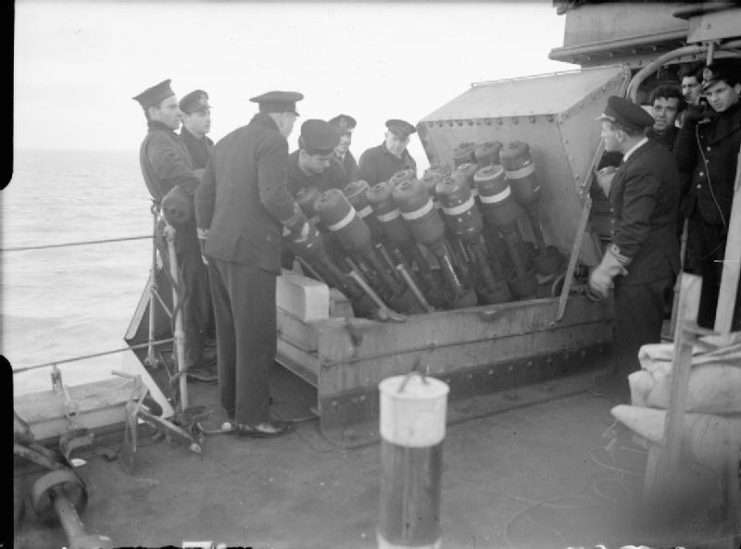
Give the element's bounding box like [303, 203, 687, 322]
[195, 90, 314, 438]
[133, 79, 211, 380]
[590, 96, 680, 398]
[675, 61, 741, 330]
[179, 90, 214, 170]
[358, 119, 418, 185]
[328, 114, 360, 182]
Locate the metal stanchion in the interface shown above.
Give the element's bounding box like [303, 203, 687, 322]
[165, 224, 188, 411]
[146, 205, 160, 368]
[378, 373, 449, 549]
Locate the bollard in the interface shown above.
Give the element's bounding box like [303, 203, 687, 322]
[378, 374, 449, 549]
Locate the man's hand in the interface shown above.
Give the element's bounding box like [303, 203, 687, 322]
[587, 245, 630, 300]
[683, 103, 707, 125]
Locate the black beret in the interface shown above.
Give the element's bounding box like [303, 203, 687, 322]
[597, 96, 654, 130]
[385, 119, 417, 139]
[328, 114, 357, 132]
[179, 90, 210, 114]
[133, 79, 175, 110]
[249, 90, 304, 115]
[300, 119, 340, 156]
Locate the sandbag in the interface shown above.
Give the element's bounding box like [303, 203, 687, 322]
[611, 404, 741, 471]
[629, 336, 741, 413]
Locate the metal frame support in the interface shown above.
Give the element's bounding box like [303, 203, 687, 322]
[164, 225, 189, 411]
[146, 204, 160, 368]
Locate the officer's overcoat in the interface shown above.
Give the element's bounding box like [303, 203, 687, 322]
[195, 114, 297, 274]
[609, 139, 681, 285]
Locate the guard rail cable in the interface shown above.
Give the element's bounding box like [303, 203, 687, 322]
[9, 203, 191, 411]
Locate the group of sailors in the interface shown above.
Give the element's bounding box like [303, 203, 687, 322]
[133, 81, 420, 437]
[590, 60, 741, 398]
[132, 57, 740, 435]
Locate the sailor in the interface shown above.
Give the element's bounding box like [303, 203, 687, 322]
[195, 90, 315, 438]
[133, 79, 212, 382]
[647, 84, 685, 152]
[679, 63, 704, 107]
[179, 90, 214, 170]
[328, 114, 360, 182]
[288, 119, 344, 196]
[675, 61, 741, 330]
[358, 119, 418, 185]
[589, 96, 680, 398]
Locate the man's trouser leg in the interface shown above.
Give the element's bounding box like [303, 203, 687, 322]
[689, 215, 725, 329]
[210, 258, 276, 425]
[613, 279, 670, 391]
[178, 248, 210, 368]
[208, 259, 237, 418]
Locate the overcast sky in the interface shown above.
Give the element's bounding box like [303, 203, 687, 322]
[14, 1, 571, 159]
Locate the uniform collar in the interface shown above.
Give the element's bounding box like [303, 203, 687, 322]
[382, 141, 405, 159]
[249, 112, 281, 132]
[181, 126, 206, 142]
[147, 120, 176, 134]
[623, 136, 648, 162]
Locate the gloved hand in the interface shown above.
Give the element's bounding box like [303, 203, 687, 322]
[594, 166, 617, 197]
[197, 227, 209, 266]
[588, 245, 630, 300]
[682, 103, 707, 126]
[161, 186, 193, 226]
[287, 221, 321, 251]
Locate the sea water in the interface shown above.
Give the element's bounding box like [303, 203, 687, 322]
[4, 150, 153, 394]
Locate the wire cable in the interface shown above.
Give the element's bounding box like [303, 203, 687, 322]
[12, 338, 174, 374]
[1, 235, 152, 252]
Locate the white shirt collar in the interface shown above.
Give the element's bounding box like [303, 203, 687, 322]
[623, 137, 648, 162]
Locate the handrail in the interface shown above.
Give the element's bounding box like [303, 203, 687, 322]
[12, 337, 174, 374]
[627, 40, 741, 102]
[1, 235, 152, 252]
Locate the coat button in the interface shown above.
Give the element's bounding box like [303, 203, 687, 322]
[697, 184, 702, 189]
[706, 147, 711, 152]
[699, 172, 704, 177]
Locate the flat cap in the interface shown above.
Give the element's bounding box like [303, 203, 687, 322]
[249, 90, 304, 115]
[133, 79, 175, 110]
[385, 119, 417, 139]
[300, 119, 340, 156]
[328, 114, 357, 133]
[179, 90, 210, 114]
[597, 96, 654, 130]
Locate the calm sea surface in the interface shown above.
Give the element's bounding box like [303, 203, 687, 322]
[4, 150, 154, 394]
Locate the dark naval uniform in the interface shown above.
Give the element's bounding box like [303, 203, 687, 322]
[647, 125, 679, 152]
[334, 150, 359, 182]
[178, 90, 214, 170]
[180, 126, 214, 170]
[287, 150, 348, 196]
[675, 98, 741, 329]
[358, 143, 417, 185]
[590, 97, 680, 390]
[328, 114, 360, 182]
[195, 96, 304, 428]
[137, 104, 210, 371]
[609, 138, 681, 381]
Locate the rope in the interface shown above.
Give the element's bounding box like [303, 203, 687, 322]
[1, 235, 152, 252]
[12, 338, 174, 374]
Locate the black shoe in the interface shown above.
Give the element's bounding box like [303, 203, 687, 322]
[233, 420, 296, 439]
